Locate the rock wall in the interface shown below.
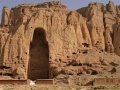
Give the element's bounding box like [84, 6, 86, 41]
[0, 1, 120, 80]
[77, 1, 120, 54]
[1, 7, 10, 26]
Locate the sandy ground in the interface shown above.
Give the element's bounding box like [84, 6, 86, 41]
[0, 84, 119, 90]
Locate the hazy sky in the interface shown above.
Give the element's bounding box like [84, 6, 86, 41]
[0, 0, 120, 22]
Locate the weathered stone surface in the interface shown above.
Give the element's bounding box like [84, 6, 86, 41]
[0, 1, 120, 84]
[0, 27, 9, 65]
[106, 1, 117, 14]
[1, 7, 10, 26]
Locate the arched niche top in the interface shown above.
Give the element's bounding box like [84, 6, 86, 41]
[28, 27, 49, 80]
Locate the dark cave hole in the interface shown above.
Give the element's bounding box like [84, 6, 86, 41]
[28, 27, 49, 80]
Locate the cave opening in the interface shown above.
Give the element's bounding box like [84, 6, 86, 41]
[28, 27, 49, 80]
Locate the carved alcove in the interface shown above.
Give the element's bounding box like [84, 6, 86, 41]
[28, 27, 49, 80]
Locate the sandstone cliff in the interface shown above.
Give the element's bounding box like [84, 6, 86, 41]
[0, 1, 120, 84]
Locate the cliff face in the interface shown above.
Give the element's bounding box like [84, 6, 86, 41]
[77, 1, 118, 53]
[0, 1, 120, 81]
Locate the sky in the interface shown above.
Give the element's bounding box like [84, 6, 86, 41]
[0, 0, 120, 22]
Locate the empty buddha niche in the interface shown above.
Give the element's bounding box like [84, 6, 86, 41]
[28, 28, 49, 80]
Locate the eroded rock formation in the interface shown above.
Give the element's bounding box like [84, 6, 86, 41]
[0, 1, 120, 83]
[1, 7, 10, 26]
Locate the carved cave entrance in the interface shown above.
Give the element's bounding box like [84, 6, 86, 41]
[28, 28, 49, 80]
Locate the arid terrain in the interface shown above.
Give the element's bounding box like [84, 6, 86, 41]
[0, 0, 120, 90]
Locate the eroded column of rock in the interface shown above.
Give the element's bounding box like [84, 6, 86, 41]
[104, 1, 117, 53]
[0, 28, 9, 65]
[67, 11, 92, 49]
[104, 26, 114, 53]
[1, 7, 10, 26]
[85, 3, 105, 51]
[113, 17, 120, 55]
[112, 5, 120, 55]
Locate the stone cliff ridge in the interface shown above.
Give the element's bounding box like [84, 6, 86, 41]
[0, 1, 120, 85]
